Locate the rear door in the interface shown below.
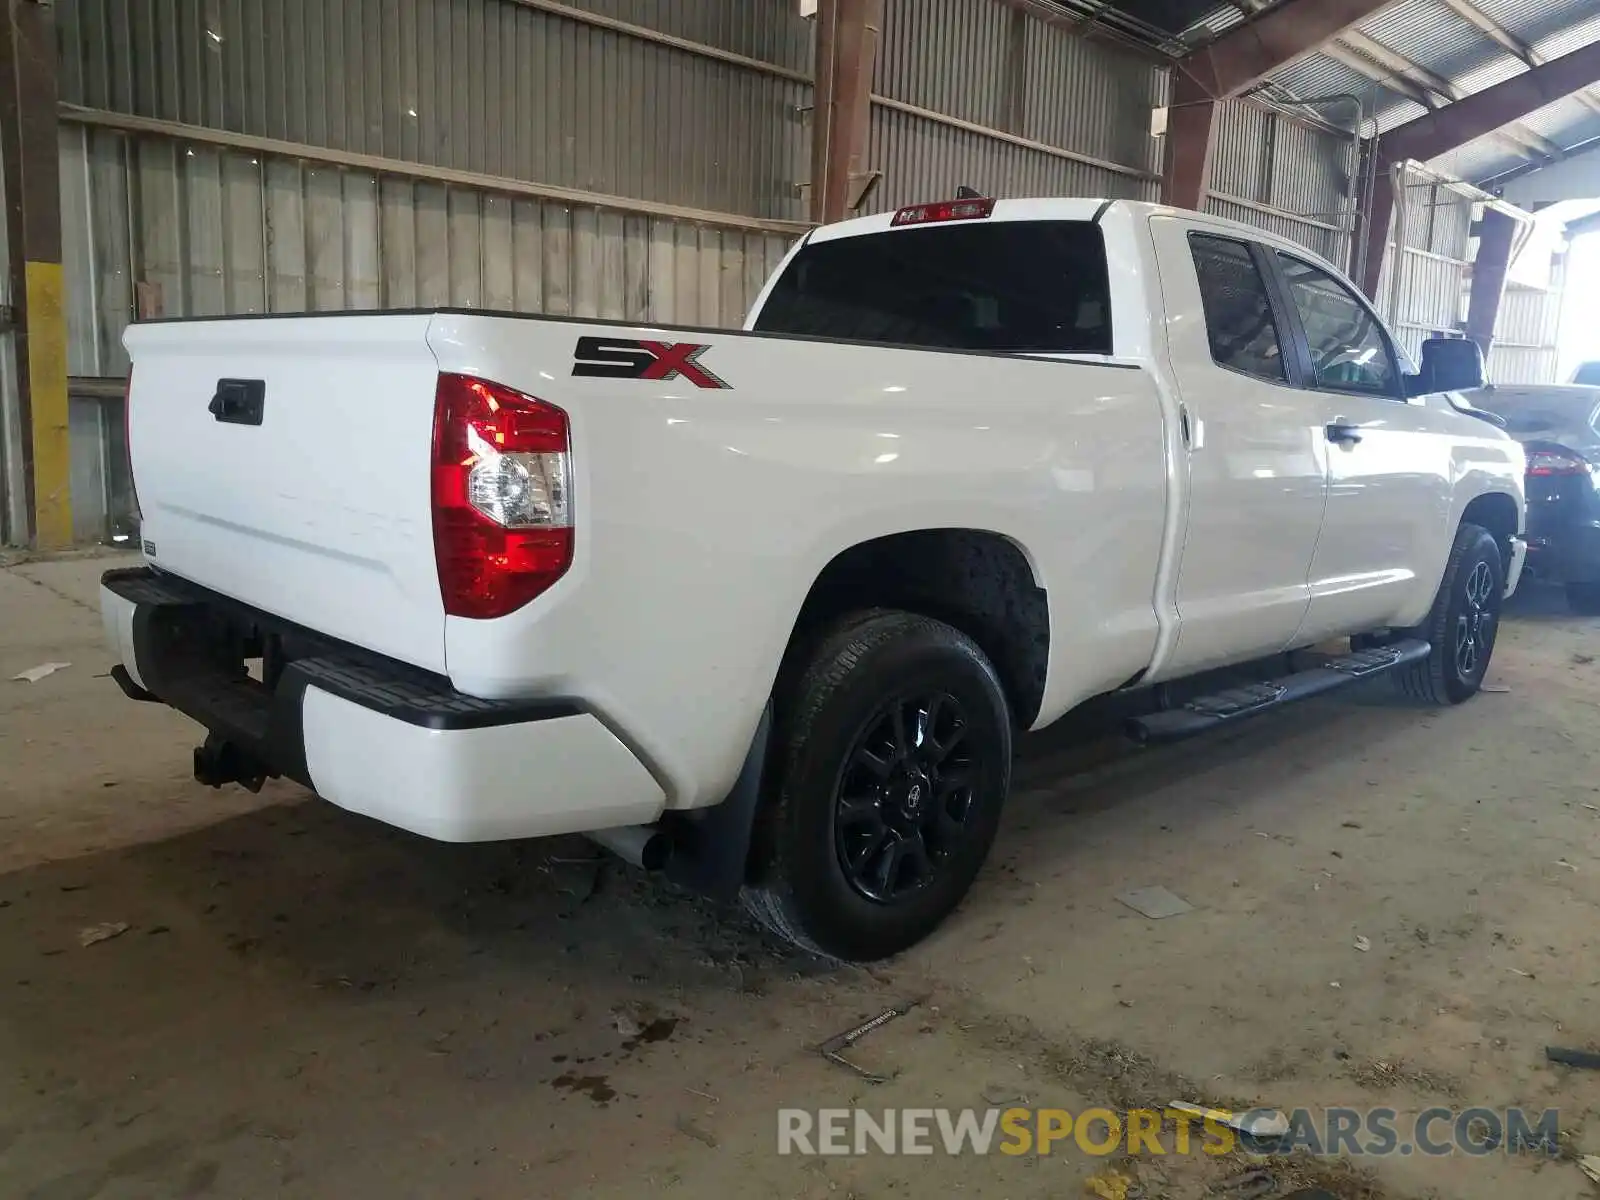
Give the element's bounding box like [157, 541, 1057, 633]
[1267, 251, 1452, 641]
[126, 314, 449, 672]
[1147, 218, 1329, 678]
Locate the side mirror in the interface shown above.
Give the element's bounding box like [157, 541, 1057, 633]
[1411, 336, 1486, 395]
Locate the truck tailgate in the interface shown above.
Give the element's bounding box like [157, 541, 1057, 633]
[126, 314, 448, 673]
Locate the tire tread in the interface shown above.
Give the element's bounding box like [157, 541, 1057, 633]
[1393, 522, 1500, 705]
[741, 609, 1009, 961]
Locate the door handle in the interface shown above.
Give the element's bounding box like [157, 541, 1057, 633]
[1179, 403, 1204, 450]
[1326, 419, 1362, 445]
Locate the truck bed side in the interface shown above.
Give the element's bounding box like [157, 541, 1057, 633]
[424, 312, 1169, 806]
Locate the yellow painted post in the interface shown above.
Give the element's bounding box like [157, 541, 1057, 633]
[23, 261, 69, 545]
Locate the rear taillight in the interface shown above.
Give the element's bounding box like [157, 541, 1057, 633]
[890, 197, 995, 227]
[431, 373, 573, 619]
[125, 369, 140, 524]
[1525, 445, 1590, 477]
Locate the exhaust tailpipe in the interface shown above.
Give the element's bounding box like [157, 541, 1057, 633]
[587, 824, 670, 871]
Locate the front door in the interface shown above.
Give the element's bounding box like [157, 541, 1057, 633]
[1146, 218, 1330, 680]
[1268, 250, 1452, 642]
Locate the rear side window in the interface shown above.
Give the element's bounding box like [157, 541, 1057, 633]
[1188, 234, 1286, 382]
[753, 220, 1112, 355]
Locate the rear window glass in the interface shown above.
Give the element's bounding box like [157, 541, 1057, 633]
[753, 220, 1112, 355]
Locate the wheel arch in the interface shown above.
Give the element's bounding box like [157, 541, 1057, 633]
[783, 528, 1050, 729]
[1460, 490, 1520, 570]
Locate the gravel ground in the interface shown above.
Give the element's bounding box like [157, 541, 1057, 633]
[2, 552, 1599, 1199]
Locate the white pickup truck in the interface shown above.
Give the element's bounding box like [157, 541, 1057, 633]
[102, 197, 1526, 961]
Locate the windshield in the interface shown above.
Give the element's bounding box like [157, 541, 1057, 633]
[753, 220, 1113, 355]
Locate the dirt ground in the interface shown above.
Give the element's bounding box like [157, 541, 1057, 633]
[4, 551, 1600, 1200]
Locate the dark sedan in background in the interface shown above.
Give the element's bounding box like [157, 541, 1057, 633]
[1468, 382, 1600, 613]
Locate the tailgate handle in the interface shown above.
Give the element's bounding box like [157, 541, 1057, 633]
[208, 379, 265, 426]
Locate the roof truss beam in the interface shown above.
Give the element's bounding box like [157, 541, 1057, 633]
[1326, 32, 1566, 166]
[1179, 0, 1401, 100]
[1377, 37, 1600, 164]
[1436, 0, 1600, 118]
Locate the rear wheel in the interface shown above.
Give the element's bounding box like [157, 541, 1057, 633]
[742, 611, 1012, 961]
[1394, 523, 1503, 705]
[1566, 583, 1600, 615]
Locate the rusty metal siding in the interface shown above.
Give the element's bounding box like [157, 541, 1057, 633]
[1492, 255, 1566, 384]
[867, 105, 1155, 213]
[1390, 251, 1466, 349]
[59, 120, 797, 540]
[1271, 116, 1350, 229]
[59, 123, 799, 379]
[1490, 345, 1561, 384]
[57, 0, 809, 221]
[1203, 199, 1347, 266]
[559, 0, 812, 72]
[1208, 101, 1270, 200]
[868, 0, 1163, 208]
[1206, 100, 1355, 266]
[875, 0, 1012, 128]
[1022, 18, 1166, 178]
[1375, 166, 1478, 357]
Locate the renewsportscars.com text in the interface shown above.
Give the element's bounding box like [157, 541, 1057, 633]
[776, 1106, 1560, 1158]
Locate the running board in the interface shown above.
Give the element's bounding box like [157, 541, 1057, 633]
[1124, 639, 1431, 745]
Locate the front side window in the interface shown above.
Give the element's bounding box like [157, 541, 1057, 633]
[1276, 253, 1399, 396]
[1188, 234, 1287, 382]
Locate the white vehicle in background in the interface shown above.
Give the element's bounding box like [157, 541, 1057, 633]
[101, 197, 1525, 961]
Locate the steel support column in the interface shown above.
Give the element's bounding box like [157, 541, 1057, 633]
[0, 0, 70, 547]
[1465, 208, 1518, 354]
[811, 0, 882, 225]
[1163, 72, 1218, 212]
[1357, 159, 1395, 300]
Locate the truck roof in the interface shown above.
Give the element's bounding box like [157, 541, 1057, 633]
[809, 197, 1350, 280]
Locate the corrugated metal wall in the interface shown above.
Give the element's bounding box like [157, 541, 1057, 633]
[57, 0, 813, 222]
[1205, 99, 1355, 265]
[1492, 253, 1566, 385]
[866, 0, 1164, 211]
[1378, 170, 1477, 362]
[60, 123, 797, 377]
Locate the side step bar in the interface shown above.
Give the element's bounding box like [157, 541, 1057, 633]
[1125, 639, 1431, 745]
